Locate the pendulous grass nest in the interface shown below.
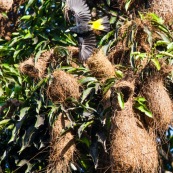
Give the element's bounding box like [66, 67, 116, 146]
[19, 57, 39, 78]
[47, 70, 80, 103]
[141, 74, 173, 135]
[110, 80, 158, 173]
[87, 49, 115, 81]
[47, 113, 75, 173]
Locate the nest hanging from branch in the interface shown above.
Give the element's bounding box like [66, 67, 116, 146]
[47, 70, 80, 103]
[141, 74, 173, 135]
[110, 80, 158, 173]
[47, 113, 75, 173]
[19, 57, 39, 78]
[87, 49, 115, 81]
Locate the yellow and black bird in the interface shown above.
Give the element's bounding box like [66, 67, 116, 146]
[64, 0, 110, 62]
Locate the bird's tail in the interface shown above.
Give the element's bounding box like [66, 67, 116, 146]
[89, 16, 110, 32]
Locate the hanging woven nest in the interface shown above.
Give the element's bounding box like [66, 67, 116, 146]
[47, 113, 75, 173]
[19, 57, 39, 78]
[141, 74, 173, 135]
[47, 70, 80, 103]
[35, 49, 54, 78]
[87, 49, 115, 81]
[110, 80, 158, 173]
[108, 17, 163, 66]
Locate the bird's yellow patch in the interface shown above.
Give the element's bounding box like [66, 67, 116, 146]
[89, 18, 105, 31]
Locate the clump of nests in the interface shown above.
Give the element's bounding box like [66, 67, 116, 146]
[19, 47, 81, 79]
[19, 49, 54, 78]
[108, 17, 163, 65]
[47, 113, 75, 173]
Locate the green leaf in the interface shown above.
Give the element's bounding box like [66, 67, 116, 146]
[20, 15, 32, 20]
[102, 78, 115, 94]
[25, 0, 35, 11]
[78, 137, 91, 148]
[151, 58, 161, 70]
[1, 12, 8, 19]
[106, 0, 110, 6]
[147, 13, 164, 24]
[125, 0, 132, 11]
[0, 119, 10, 125]
[99, 30, 114, 46]
[35, 114, 45, 128]
[117, 92, 124, 109]
[167, 42, 173, 52]
[78, 121, 94, 138]
[115, 70, 124, 78]
[81, 87, 94, 103]
[135, 104, 153, 118]
[19, 107, 30, 120]
[134, 97, 153, 118]
[36, 100, 42, 114]
[79, 77, 97, 84]
[135, 97, 146, 103]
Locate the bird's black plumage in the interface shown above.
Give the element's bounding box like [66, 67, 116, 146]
[78, 32, 96, 61]
[65, 0, 91, 25]
[64, 0, 109, 62]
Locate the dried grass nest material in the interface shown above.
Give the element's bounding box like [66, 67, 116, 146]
[111, 80, 158, 173]
[19, 57, 39, 78]
[47, 114, 75, 173]
[108, 17, 164, 65]
[115, 0, 147, 11]
[149, 0, 173, 22]
[47, 70, 80, 103]
[141, 75, 173, 134]
[0, 0, 13, 11]
[86, 49, 115, 80]
[19, 49, 54, 78]
[35, 49, 54, 78]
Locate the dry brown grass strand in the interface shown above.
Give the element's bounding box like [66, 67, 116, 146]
[67, 46, 79, 57]
[35, 49, 54, 78]
[102, 89, 112, 111]
[0, 0, 13, 11]
[47, 113, 75, 173]
[47, 70, 80, 103]
[110, 80, 158, 173]
[141, 74, 173, 134]
[19, 57, 39, 78]
[86, 49, 115, 81]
